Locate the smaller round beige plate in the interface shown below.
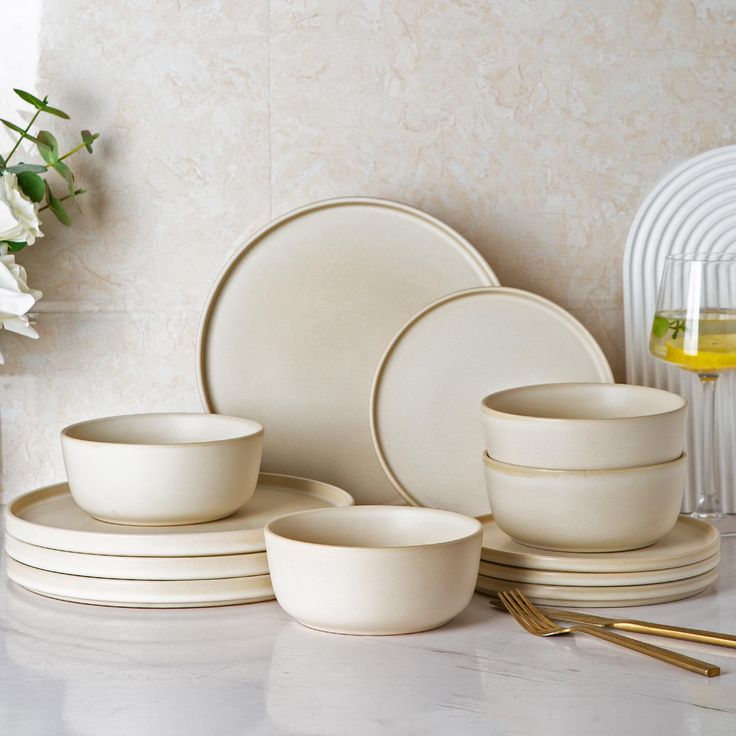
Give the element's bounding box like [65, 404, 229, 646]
[480, 514, 720, 573]
[5, 536, 269, 580]
[6, 557, 275, 608]
[475, 568, 718, 608]
[5, 473, 354, 557]
[479, 552, 720, 587]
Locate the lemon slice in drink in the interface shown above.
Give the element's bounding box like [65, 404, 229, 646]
[666, 333, 736, 371]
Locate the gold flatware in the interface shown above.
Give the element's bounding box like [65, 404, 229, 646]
[490, 599, 736, 649]
[497, 589, 721, 677]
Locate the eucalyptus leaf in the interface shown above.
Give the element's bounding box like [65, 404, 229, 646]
[5, 162, 47, 174]
[52, 159, 75, 193]
[42, 105, 70, 120]
[1, 119, 39, 143]
[45, 181, 71, 226]
[81, 129, 99, 153]
[17, 171, 45, 203]
[36, 130, 59, 164]
[13, 88, 45, 109]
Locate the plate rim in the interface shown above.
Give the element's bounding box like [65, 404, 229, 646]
[369, 286, 613, 510]
[478, 514, 721, 573]
[4, 472, 354, 557]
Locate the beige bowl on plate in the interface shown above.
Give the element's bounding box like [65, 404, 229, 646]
[61, 413, 263, 526]
[481, 383, 686, 470]
[482, 452, 686, 552]
[265, 506, 482, 635]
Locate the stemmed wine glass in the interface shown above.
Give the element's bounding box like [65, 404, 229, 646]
[650, 252, 736, 535]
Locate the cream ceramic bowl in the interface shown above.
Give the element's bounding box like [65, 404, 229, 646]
[61, 413, 263, 526]
[481, 383, 686, 470]
[482, 452, 687, 552]
[265, 506, 482, 635]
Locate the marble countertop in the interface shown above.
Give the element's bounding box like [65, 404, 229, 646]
[1, 527, 735, 736]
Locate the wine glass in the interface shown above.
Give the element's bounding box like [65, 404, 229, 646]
[650, 252, 736, 535]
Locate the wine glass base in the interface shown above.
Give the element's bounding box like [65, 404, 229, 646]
[691, 512, 736, 537]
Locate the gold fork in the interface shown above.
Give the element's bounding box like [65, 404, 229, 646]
[497, 589, 721, 677]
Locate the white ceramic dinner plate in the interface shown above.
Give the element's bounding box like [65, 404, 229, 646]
[4, 536, 269, 580]
[370, 288, 613, 516]
[480, 515, 720, 573]
[6, 558, 275, 608]
[478, 552, 720, 587]
[5, 473, 354, 556]
[197, 197, 498, 505]
[475, 568, 718, 608]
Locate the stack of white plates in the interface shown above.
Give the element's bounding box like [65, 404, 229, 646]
[4, 474, 353, 608]
[475, 516, 720, 608]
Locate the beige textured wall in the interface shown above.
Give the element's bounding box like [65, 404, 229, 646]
[0, 0, 733, 501]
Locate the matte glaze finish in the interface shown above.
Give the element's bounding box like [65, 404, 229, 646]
[480, 513, 720, 573]
[483, 453, 687, 552]
[478, 552, 720, 587]
[371, 288, 613, 517]
[481, 383, 687, 469]
[266, 506, 482, 635]
[4, 536, 269, 580]
[475, 568, 718, 607]
[6, 558, 275, 608]
[5, 475, 354, 556]
[197, 197, 497, 506]
[61, 413, 263, 525]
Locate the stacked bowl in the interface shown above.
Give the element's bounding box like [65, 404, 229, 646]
[477, 383, 719, 605]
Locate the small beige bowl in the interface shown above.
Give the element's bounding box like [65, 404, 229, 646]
[61, 413, 263, 526]
[482, 452, 686, 552]
[481, 383, 687, 470]
[265, 506, 482, 635]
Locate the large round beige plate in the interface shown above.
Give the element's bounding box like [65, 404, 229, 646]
[6, 558, 274, 608]
[480, 515, 720, 573]
[370, 288, 613, 516]
[5, 536, 269, 580]
[479, 552, 720, 587]
[475, 568, 718, 608]
[5, 473, 353, 556]
[197, 197, 497, 505]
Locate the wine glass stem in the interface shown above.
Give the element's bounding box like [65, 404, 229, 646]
[695, 373, 721, 518]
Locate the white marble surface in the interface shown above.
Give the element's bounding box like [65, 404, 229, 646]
[1, 525, 735, 736]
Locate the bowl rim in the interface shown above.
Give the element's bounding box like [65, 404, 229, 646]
[265, 505, 482, 551]
[481, 382, 687, 422]
[61, 412, 264, 448]
[482, 450, 687, 476]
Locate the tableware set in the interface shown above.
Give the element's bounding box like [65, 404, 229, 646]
[5, 474, 354, 607]
[2, 197, 725, 639]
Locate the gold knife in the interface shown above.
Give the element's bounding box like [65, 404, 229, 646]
[490, 600, 736, 648]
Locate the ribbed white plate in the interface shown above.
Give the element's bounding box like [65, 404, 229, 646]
[197, 197, 498, 505]
[5, 536, 269, 580]
[623, 145, 736, 512]
[6, 558, 275, 608]
[475, 568, 718, 607]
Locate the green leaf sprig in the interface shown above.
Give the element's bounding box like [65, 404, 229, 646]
[652, 316, 687, 340]
[1, 88, 100, 248]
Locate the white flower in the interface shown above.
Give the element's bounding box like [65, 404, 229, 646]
[0, 244, 42, 364]
[0, 172, 43, 246]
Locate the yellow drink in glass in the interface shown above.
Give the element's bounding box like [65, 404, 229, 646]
[650, 309, 736, 372]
